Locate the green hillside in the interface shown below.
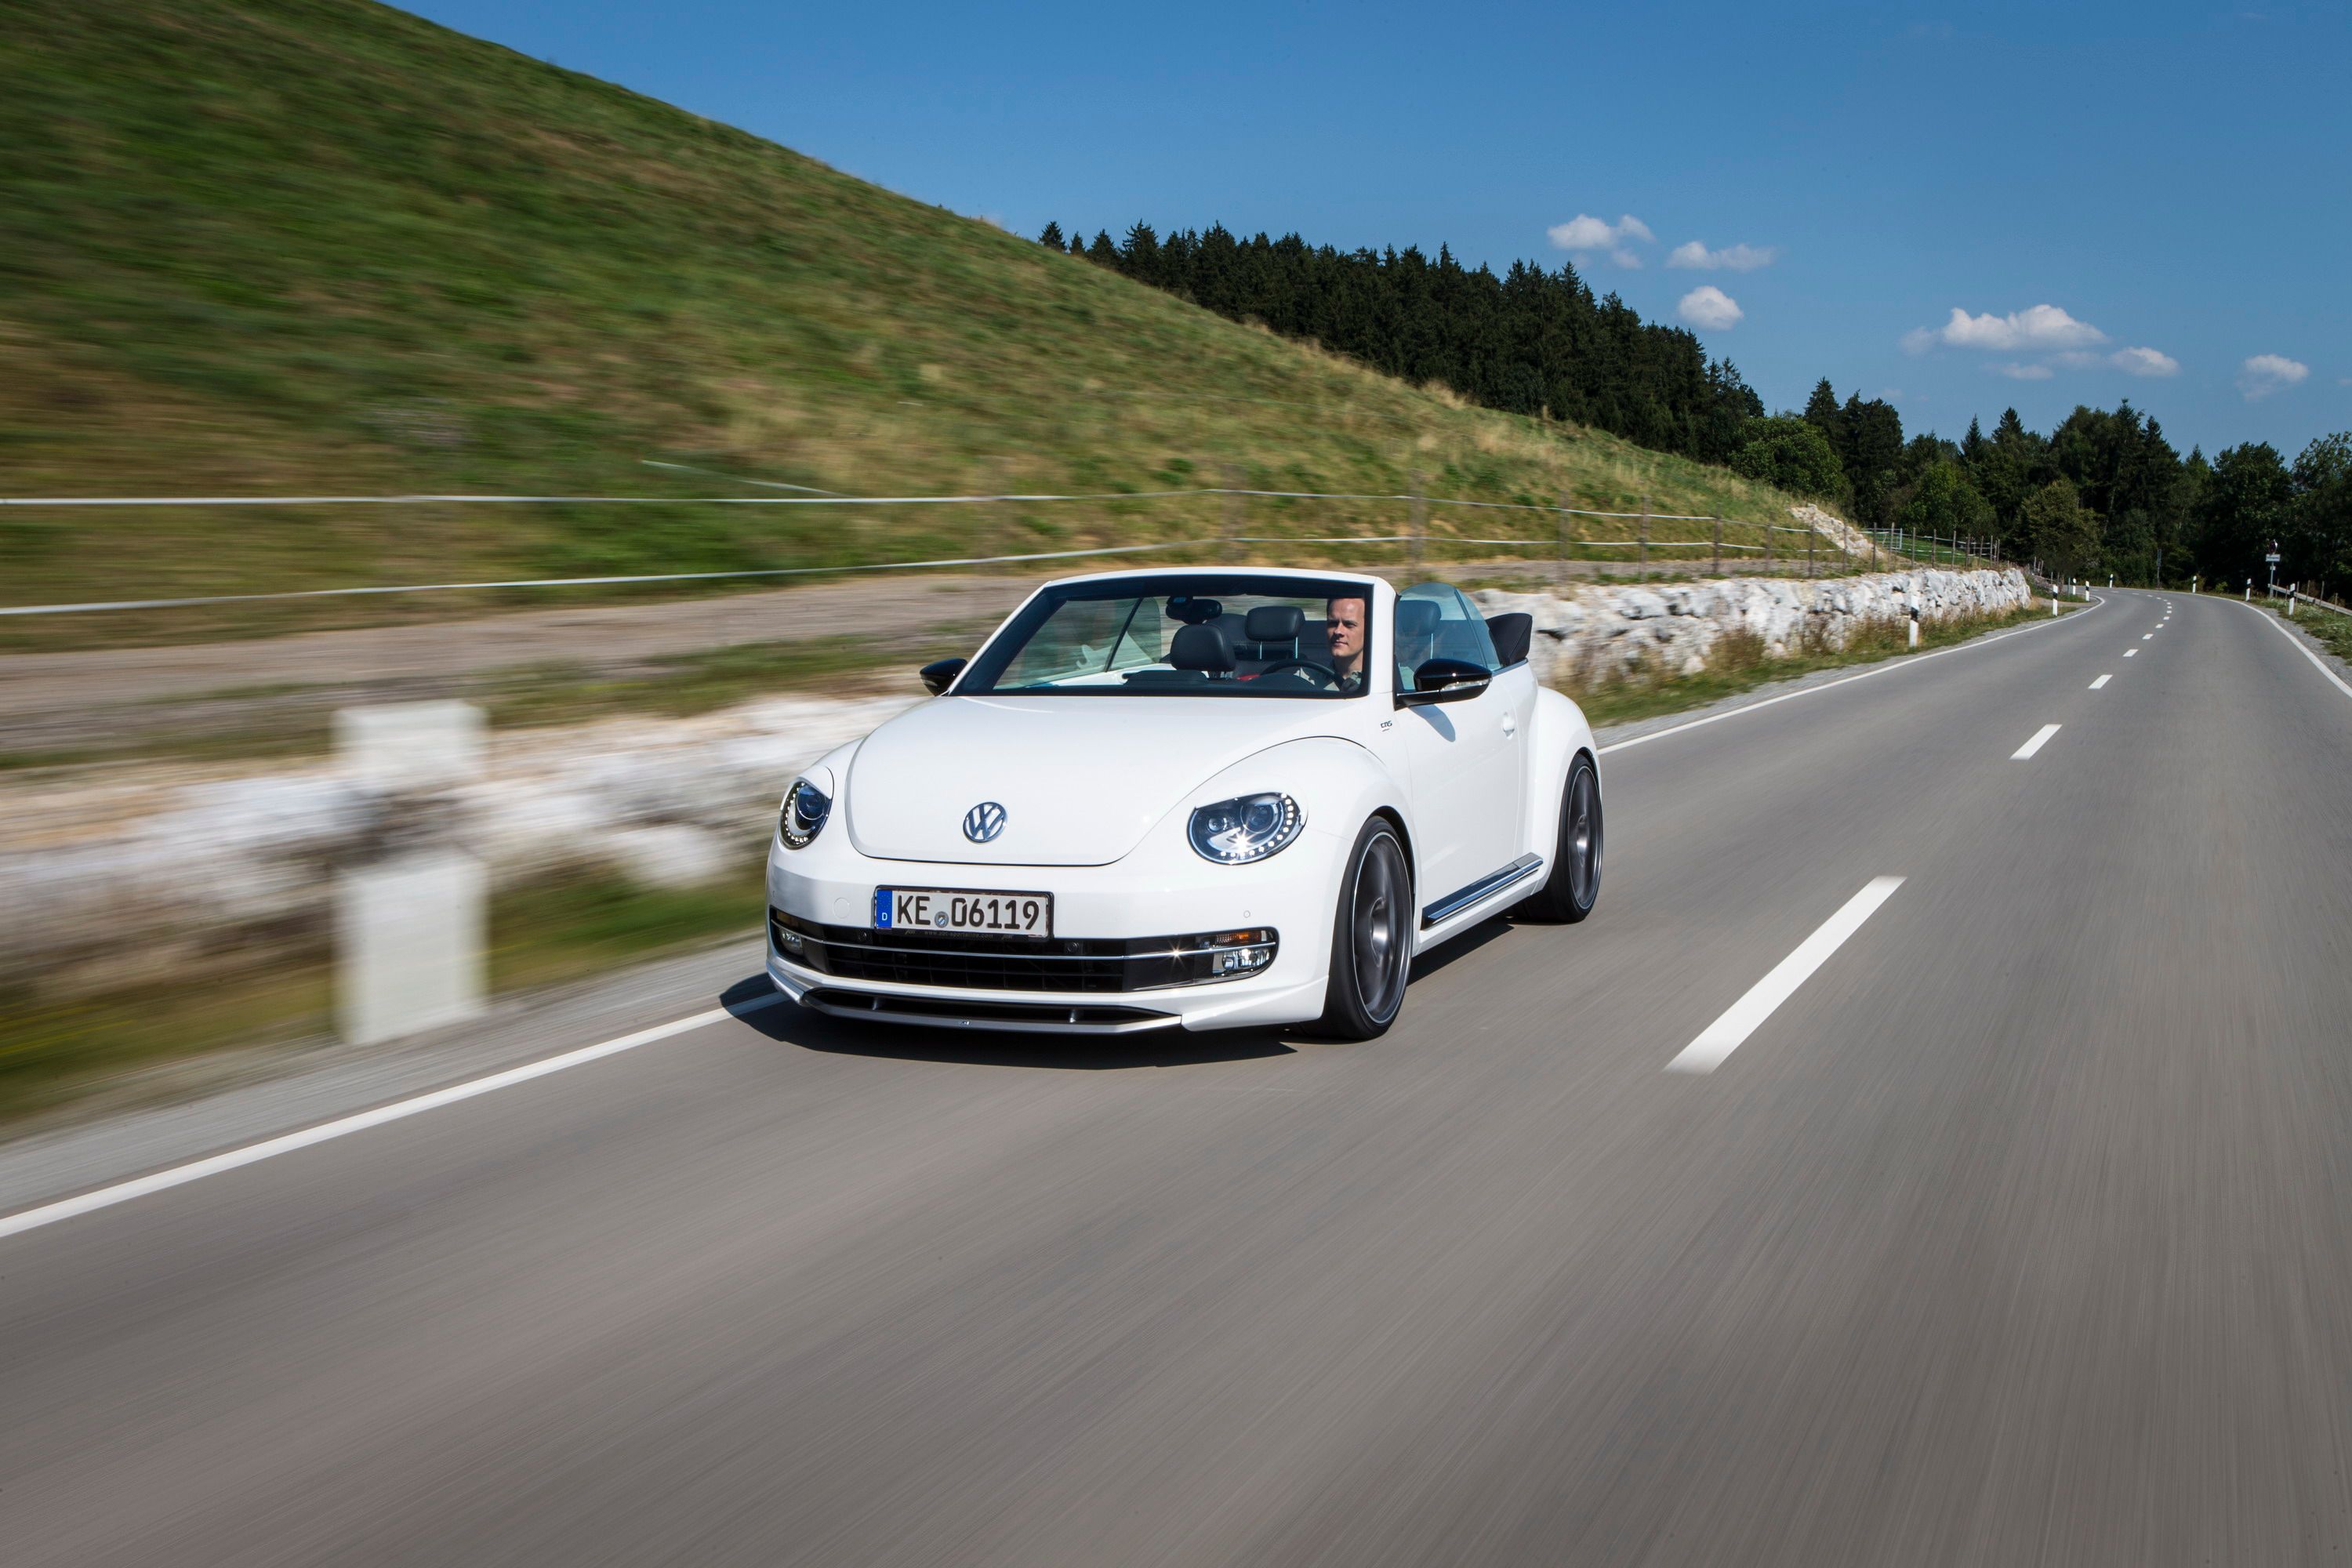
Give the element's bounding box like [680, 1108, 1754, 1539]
[2, 0, 1815, 626]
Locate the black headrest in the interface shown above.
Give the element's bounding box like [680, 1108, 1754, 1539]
[1396, 599, 1443, 637]
[1244, 604, 1304, 641]
[1168, 622, 1236, 673]
[1485, 612, 1532, 666]
[1165, 595, 1224, 626]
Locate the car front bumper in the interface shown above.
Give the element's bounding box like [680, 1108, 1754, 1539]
[764, 822, 1345, 1033]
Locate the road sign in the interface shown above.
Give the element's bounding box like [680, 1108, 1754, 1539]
[2266, 553, 2281, 564]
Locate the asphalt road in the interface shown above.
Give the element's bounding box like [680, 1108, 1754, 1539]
[5, 590, 2350, 1566]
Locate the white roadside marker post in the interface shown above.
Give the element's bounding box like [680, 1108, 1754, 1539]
[335, 701, 488, 1046]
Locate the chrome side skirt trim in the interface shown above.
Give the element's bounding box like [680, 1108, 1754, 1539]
[1421, 853, 1545, 927]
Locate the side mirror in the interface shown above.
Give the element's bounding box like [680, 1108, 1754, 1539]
[1484, 612, 1534, 667]
[1396, 657, 1492, 706]
[919, 657, 967, 695]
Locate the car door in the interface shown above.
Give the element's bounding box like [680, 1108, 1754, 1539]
[1392, 584, 1523, 913]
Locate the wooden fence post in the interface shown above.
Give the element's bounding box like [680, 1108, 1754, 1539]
[1711, 514, 1722, 578]
[1408, 470, 1427, 573]
[1638, 495, 1650, 576]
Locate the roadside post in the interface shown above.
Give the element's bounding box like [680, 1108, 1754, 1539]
[1711, 513, 1721, 577]
[1638, 495, 1650, 576]
[335, 701, 487, 1046]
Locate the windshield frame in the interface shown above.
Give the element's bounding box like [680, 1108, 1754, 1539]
[956, 573, 1383, 699]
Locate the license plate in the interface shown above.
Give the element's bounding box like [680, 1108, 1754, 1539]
[874, 887, 1053, 937]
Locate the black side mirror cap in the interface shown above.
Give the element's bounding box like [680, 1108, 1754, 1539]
[1484, 612, 1533, 667]
[1396, 656, 1492, 706]
[920, 657, 967, 695]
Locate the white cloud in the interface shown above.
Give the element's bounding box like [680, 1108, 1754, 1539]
[2238, 353, 2309, 400]
[1995, 361, 2055, 381]
[1547, 213, 1653, 268]
[1934, 304, 2107, 352]
[1667, 240, 1777, 271]
[2111, 346, 2180, 377]
[1900, 326, 1936, 356]
[1677, 285, 1744, 330]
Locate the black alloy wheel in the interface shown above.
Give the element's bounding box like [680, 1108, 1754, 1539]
[1317, 818, 1414, 1040]
[1520, 753, 1603, 924]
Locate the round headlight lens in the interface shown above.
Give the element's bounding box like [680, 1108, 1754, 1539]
[779, 777, 831, 849]
[1188, 792, 1304, 864]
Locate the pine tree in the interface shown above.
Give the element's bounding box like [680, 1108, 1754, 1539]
[1037, 221, 1065, 251]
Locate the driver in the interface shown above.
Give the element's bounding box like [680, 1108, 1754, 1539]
[1325, 595, 1368, 691]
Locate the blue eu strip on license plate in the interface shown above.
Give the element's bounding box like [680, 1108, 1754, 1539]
[873, 888, 893, 928]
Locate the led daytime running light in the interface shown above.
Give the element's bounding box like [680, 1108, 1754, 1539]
[1187, 793, 1305, 864]
[779, 776, 831, 848]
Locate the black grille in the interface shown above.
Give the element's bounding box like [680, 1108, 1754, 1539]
[771, 909, 1272, 993]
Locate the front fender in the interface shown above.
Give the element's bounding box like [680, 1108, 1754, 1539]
[1166, 735, 1409, 864]
[1523, 687, 1599, 851]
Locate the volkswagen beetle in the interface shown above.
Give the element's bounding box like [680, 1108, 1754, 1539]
[764, 568, 1601, 1039]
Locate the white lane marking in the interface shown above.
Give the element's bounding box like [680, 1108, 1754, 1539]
[2090, 674, 2111, 689]
[2125, 649, 2137, 657]
[2236, 601, 2352, 702]
[1599, 594, 2105, 758]
[0, 997, 783, 1243]
[1666, 877, 1906, 1074]
[2142, 633, 2153, 640]
[2012, 723, 2063, 760]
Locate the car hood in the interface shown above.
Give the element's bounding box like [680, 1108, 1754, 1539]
[845, 695, 1351, 866]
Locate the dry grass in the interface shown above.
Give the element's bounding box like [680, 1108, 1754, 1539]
[2, 0, 1820, 651]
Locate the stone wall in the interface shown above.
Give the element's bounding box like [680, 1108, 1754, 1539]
[0, 695, 913, 996]
[1469, 566, 2032, 686]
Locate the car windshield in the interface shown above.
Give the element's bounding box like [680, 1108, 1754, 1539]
[959, 574, 1377, 698]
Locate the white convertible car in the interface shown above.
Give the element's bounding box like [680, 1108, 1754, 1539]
[764, 568, 1602, 1038]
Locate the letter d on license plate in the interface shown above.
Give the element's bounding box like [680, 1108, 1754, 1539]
[874, 887, 1053, 937]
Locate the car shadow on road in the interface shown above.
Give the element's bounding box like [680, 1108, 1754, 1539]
[720, 976, 1298, 1069]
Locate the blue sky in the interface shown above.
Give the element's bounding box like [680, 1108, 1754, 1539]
[409, 0, 2347, 458]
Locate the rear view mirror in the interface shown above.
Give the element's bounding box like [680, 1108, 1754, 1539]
[920, 658, 967, 695]
[1397, 657, 1491, 706]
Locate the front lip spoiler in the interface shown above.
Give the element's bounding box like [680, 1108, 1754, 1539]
[795, 984, 1183, 1035]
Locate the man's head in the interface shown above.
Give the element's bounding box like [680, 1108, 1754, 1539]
[1325, 595, 1367, 675]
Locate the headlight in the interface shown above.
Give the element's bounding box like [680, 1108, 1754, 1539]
[1188, 792, 1304, 864]
[778, 775, 831, 849]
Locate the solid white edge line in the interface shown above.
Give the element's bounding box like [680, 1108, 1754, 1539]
[1599, 593, 2104, 758]
[0, 996, 784, 1243]
[2234, 601, 2352, 702]
[1666, 877, 1906, 1074]
[2089, 674, 2111, 689]
[2011, 723, 2063, 760]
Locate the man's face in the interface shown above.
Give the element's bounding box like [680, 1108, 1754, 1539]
[1326, 597, 1367, 670]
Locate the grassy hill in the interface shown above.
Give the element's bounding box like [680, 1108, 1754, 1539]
[3, 0, 1816, 630]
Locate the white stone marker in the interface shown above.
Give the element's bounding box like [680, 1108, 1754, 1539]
[335, 702, 487, 1045]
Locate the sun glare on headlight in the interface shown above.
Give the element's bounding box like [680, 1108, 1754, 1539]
[1188, 793, 1304, 864]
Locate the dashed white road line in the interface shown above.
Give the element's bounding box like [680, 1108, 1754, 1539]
[2090, 674, 2111, 689]
[2142, 633, 2154, 641]
[0, 998, 783, 1243]
[2012, 723, 2063, 760]
[1600, 593, 2106, 758]
[2125, 649, 2137, 657]
[1667, 877, 1906, 1075]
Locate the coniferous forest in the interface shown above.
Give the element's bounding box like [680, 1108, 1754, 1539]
[1042, 221, 2349, 597]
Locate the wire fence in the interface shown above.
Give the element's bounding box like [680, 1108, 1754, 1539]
[0, 481, 2018, 619]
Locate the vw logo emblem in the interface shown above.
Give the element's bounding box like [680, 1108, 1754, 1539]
[962, 801, 1007, 844]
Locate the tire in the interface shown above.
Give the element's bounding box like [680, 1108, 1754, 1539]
[1316, 817, 1414, 1040]
[1518, 753, 1602, 924]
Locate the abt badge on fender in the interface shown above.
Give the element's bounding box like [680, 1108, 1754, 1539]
[962, 801, 1007, 844]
